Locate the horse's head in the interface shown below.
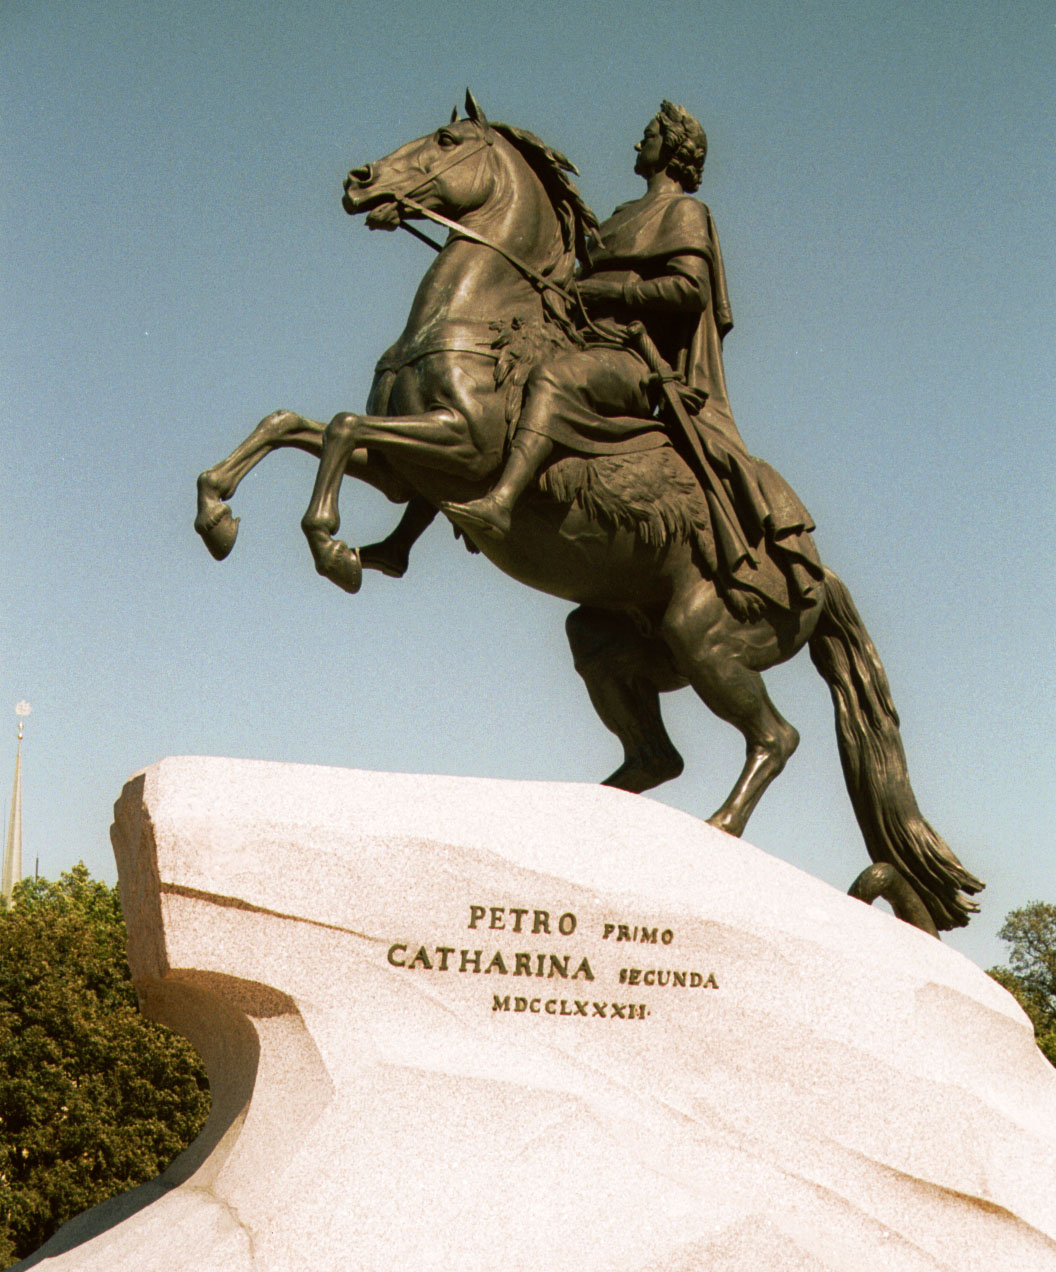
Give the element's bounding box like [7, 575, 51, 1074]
[343, 91, 502, 231]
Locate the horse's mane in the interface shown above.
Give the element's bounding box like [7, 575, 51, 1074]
[492, 122, 599, 273]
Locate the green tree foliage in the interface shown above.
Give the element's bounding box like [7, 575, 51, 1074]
[0, 866, 209, 1265]
[988, 901, 1056, 1068]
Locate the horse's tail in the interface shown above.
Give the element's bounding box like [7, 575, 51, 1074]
[808, 567, 984, 931]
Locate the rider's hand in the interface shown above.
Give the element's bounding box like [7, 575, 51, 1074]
[576, 277, 624, 306]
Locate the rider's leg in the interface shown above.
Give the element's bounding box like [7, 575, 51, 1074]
[441, 429, 553, 541]
[442, 347, 652, 541]
[359, 495, 438, 578]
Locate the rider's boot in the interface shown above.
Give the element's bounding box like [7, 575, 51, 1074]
[442, 430, 553, 542]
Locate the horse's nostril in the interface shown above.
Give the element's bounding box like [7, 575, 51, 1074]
[349, 164, 373, 185]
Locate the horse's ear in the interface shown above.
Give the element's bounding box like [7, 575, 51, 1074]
[464, 88, 489, 129]
[450, 105, 459, 123]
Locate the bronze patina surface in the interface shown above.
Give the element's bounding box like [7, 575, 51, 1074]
[195, 92, 983, 935]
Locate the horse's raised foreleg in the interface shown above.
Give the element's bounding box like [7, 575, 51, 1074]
[196, 410, 327, 560]
[301, 407, 477, 591]
[566, 607, 686, 793]
[301, 413, 366, 592]
[660, 584, 800, 837]
[335, 408, 493, 478]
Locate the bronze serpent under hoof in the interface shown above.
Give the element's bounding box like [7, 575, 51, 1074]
[849, 862, 939, 938]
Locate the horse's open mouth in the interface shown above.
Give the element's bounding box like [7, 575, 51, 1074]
[344, 191, 403, 230]
[365, 199, 403, 230]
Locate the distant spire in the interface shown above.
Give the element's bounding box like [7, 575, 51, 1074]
[2, 702, 31, 904]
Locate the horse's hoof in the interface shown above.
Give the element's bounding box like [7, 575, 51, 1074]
[359, 540, 407, 579]
[603, 749, 683, 795]
[315, 539, 362, 594]
[706, 808, 742, 837]
[195, 504, 240, 561]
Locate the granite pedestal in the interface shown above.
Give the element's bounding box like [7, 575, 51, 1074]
[18, 757, 1056, 1271]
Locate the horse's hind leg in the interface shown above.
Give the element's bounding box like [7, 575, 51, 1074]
[567, 607, 686, 794]
[196, 410, 326, 560]
[661, 585, 799, 836]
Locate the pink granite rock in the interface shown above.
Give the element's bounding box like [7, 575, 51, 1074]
[18, 757, 1056, 1271]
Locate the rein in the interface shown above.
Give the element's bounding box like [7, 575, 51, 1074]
[395, 195, 568, 302]
[395, 193, 618, 347]
[380, 125, 622, 347]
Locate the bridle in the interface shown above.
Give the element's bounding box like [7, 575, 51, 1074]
[358, 121, 622, 347]
[379, 125, 592, 336]
[387, 128, 494, 250]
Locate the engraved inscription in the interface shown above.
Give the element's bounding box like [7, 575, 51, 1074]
[384, 900, 721, 1019]
[602, 922, 675, 944]
[491, 996, 649, 1018]
[468, 905, 577, 934]
[388, 944, 595, 980]
[620, 967, 719, 988]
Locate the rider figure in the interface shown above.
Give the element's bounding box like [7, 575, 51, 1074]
[444, 101, 720, 541]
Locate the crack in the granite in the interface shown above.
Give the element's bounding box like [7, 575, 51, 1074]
[157, 882, 385, 942]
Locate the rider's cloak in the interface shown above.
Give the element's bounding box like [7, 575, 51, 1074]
[574, 191, 823, 611]
[589, 191, 739, 443]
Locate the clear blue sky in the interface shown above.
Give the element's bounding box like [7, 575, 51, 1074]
[2, 0, 1053, 970]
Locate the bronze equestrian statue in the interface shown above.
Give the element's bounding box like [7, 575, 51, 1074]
[195, 92, 983, 937]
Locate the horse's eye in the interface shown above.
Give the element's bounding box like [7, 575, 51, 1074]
[437, 131, 458, 149]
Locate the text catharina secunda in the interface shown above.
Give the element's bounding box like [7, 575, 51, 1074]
[385, 904, 720, 1010]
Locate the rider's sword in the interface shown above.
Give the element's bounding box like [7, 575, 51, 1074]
[624, 322, 757, 571]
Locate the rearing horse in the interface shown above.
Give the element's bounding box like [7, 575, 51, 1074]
[195, 93, 982, 934]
